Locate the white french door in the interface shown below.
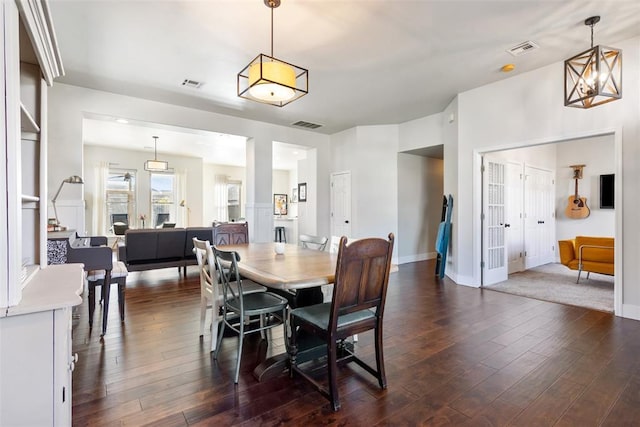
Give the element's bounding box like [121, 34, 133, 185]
[524, 166, 555, 269]
[482, 157, 508, 285]
[506, 162, 524, 274]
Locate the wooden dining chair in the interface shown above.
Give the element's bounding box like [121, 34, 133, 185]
[192, 238, 265, 352]
[212, 246, 289, 383]
[288, 233, 394, 411]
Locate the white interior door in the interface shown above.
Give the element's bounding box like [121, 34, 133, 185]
[330, 172, 352, 239]
[482, 157, 508, 285]
[524, 166, 555, 269]
[506, 162, 524, 274]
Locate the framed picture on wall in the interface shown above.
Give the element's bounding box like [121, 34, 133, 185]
[298, 182, 307, 202]
[274, 194, 288, 215]
[291, 188, 298, 203]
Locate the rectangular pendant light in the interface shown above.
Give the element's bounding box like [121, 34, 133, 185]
[144, 159, 169, 172]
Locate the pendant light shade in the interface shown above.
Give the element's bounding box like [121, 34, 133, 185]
[145, 136, 169, 172]
[564, 16, 622, 109]
[238, 0, 308, 107]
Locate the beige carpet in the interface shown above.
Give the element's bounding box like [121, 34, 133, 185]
[485, 263, 614, 312]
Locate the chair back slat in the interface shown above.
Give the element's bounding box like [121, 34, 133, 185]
[330, 234, 394, 324]
[193, 238, 216, 299]
[212, 246, 242, 303]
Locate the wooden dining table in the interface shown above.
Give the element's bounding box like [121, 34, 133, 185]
[216, 242, 338, 380]
[218, 242, 338, 291]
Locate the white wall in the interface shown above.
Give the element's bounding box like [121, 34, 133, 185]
[84, 145, 203, 233]
[329, 125, 399, 259]
[455, 36, 638, 317]
[297, 150, 317, 236]
[272, 169, 291, 212]
[555, 135, 615, 241]
[397, 153, 443, 264]
[47, 83, 331, 241]
[399, 113, 444, 152]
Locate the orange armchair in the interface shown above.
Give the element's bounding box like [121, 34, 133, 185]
[558, 236, 614, 283]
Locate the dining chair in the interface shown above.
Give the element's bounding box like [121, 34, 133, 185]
[299, 234, 328, 251]
[112, 222, 129, 249]
[288, 233, 395, 411]
[86, 260, 128, 336]
[192, 238, 266, 352]
[212, 246, 289, 383]
[213, 221, 249, 245]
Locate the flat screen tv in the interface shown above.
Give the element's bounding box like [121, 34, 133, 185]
[600, 174, 614, 209]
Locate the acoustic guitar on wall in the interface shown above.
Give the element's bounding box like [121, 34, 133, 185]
[565, 165, 590, 219]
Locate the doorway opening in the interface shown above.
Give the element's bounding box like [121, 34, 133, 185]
[479, 132, 619, 313]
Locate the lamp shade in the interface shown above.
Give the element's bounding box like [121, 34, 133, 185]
[144, 159, 169, 172]
[238, 54, 308, 107]
[248, 60, 296, 102]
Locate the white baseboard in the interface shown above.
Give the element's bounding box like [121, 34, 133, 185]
[398, 252, 437, 265]
[621, 304, 640, 321]
[453, 274, 480, 288]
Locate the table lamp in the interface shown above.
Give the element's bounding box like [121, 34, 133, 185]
[52, 175, 84, 226]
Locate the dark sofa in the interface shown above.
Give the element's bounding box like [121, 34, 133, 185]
[118, 227, 214, 276]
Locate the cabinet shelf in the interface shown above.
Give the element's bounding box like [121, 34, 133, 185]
[20, 102, 40, 133]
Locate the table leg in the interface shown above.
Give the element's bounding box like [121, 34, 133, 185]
[252, 287, 324, 381]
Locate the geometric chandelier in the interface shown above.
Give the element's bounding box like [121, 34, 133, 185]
[564, 16, 622, 109]
[238, 0, 308, 107]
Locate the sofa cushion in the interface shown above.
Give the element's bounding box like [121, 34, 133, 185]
[575, 236, 614, 263]
[125, 229, 159, 262]
[156, 229, 188, 260]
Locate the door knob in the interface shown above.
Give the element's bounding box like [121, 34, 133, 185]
[345, 220, 349, 224]
[504, 223, 511, 228]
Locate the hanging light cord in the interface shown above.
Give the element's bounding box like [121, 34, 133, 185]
[153, 136, 158, 160]
[590, 22, 594, 48]
[270, 5, 274, 57]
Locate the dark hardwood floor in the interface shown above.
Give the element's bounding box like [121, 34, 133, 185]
[72, 260, 640, 426]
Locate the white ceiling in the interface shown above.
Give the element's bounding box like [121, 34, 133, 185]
[52, 1, 640, 153]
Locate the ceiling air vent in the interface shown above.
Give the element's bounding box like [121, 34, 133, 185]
[181, 79, 203, 89]
[291, 120, 323, 130]
[506, 40, 540, 57]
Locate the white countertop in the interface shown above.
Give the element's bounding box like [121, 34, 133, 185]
[2, 264, 84, 317]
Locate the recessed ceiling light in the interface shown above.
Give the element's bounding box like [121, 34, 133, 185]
[116, 118, 129, 124]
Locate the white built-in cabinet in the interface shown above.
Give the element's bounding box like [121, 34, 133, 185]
[0, 1, 82, 426]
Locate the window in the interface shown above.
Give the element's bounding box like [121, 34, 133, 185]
[150, 173, 176, 227]
[106, 170, 136, 227]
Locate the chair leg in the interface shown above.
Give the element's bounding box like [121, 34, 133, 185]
[210, 308, 219, 353]
[235, 319, 245, 384]
[374, 324, 387, 389]
[117, 280, 126, 322]
[88, 283, 96, 328]
[288, 317, 298, 379]
[576, 268, 582, 284]
[101, 280, 111, 336]
[327, 339, 340, 411]
[213, 313, 226, 360]
[199, 296, 207, 336]
[260, 314, 266, 340]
